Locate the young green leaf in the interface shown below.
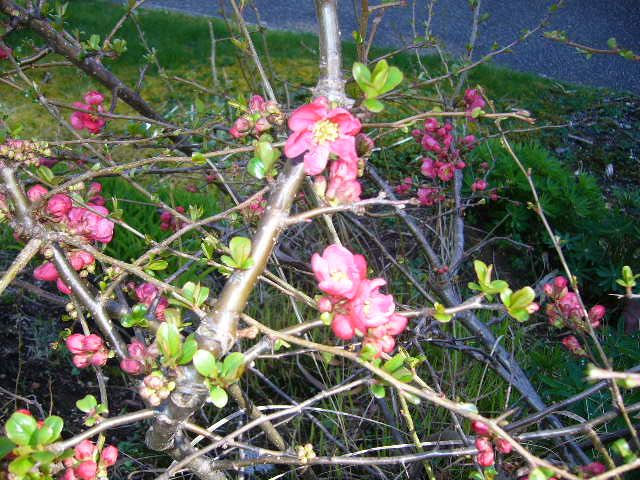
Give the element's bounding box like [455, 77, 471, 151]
[193, 349, 218, 378]
[221, 352, 245, 381]
[5, 412, 38, 446]
[209, 386, 229, 408]
[76, 394, 98, 413]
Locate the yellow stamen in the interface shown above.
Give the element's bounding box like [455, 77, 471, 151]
[312, 120, 339, 145]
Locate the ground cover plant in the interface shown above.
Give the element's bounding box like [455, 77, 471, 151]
[0, 1, 639, 479]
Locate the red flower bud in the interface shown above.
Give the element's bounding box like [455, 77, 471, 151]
[471, 420, 490, 436]
[75, 440, 96, 461]
[495, 438, 512, 454]
[100, 445, 119, 467]
[475, 436, 492, 452]
[477, 448, 495, 467]
[75, 461, 98, 480]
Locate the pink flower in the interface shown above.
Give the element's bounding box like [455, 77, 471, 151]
[588, 305, 605, 328]
[67, 206, 114, 243]
[311, 244, 367, 299]
[325, 176, 362, 205]
[34, 262, 59, 281]
[494, 438, 512, 454]
[475, 437, 492, 452]
[437, 163, 455, 181]
[69, 250, 95, 271]
[562, 335, 585, 356]
[120, 358, 143, 375]
[0, 45, 12, 60]
[423, 117, 439, 131]
[100, 445, 118, 467]
[71, 96, 107, 134]
[284, 96, 361, 176]
[83, 334, 103, 351]
[332, 313, 356, 340]
[27, 185, 48, 202]
[66, 334, 87, 354]
[317, 297, 333, 313]
[128, 339, 147, 358]
[62, 468, 76, 480]
[84, 91, 105, 106]
[472, 421, 490, 436]
[72, 354, 92, 369]
[477, 448, 495, 467]
[230, 117, 251, 138]
[75, 461, 97, 480]
[136, 282, 160, 305]
[417, 187, 441, 206]
[420, 158, 436, 178]
[46, 194, 73, 219]
[75, 440, 96, 461]
[471, 179, 488, 192]
[349, 278, 395, 329]
[580, 462, 606, 477]
[56, 278, 72, 295]
[395, 178, 413, 195]
[249, 94, 266, 112]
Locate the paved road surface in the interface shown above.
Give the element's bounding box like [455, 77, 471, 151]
[115, 0, 640, 94]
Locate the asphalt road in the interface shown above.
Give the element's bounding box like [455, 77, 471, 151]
[116, 0, 640, 94]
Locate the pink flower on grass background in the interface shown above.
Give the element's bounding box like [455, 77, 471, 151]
[135, 282, 169, 321]
[311, 244, 367, 299]
[70, 91, 107, 134]
[285, 96, 361, 176]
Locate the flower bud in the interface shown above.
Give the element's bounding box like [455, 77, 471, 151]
[27, 185, 48, 203]
[72, 354, 92, 369]
[66, 334, 87, 354]
[120, 359, 143, 375]
[100, 445, 118, 467]
[75, 461, 98, 480]
[471, 421, 490, 436]
[83, 334, 104, 352]
[477, 449, 495, 467]
[34, 262, 59, 282]
[475, 436, 492, 452]
[75, 440, 96, 461]
[494, 438, 512, 454]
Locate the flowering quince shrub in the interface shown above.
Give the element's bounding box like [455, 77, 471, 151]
[0, 2, 638, 480]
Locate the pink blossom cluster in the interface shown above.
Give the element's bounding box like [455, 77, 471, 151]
[0, 45, 12, 60]
[244, 195, 267, 218]
[34, 250, 95, 294]
[65, 334, 110, 369]
[31, 183, 114, 294]
[230, 94, 284, 138]
[135, 282, 169, 321]
[61, 440, 118, 480]
[543, 276, 606, 355]
[285, 96, 367, 205]
[71, 91, 108, 134]
[543, 276, 606, 328]
[159, 206, 185, 231]
[311, 245, 408, 356]
[471, 421, 512, 468]
[120, 339, 157, 375]
[402, 117, 481, 205]
[464, 88, 486, 118]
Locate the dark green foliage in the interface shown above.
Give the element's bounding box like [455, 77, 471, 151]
[468, 141, 640, 292]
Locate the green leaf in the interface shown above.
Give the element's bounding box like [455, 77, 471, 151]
[0, 437, 16, 461]
[147, 259, 168, 271]
[607, 37, 618, 49]
[508, 286, 536, 310]
[391, 367, 413, 383]
[5, 412, 38, 446]
[527, 468, 549, 480]
[31, 450, 57, 464]
[221, 352, 245, 381]
[352, 62, 371, 87]
[370, 384, 386, 398]
[178, 334, 198, 365]
[193, 349, 217, 378]
[209, 386, 229, 408]
[229, 237, 252, 265]
[255, 141, 280, 171]
[379, 66, 403, 94]
[371, 60, 390, 92]
[191, 152, 207, 165]
[76, 394, 98, 413]
[247, 157, 266, 179]
[362, 98, 384, 113]
[157, 323, 182, 361]
[382, 353, 406, 374]
[9, 455, 34, 476]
